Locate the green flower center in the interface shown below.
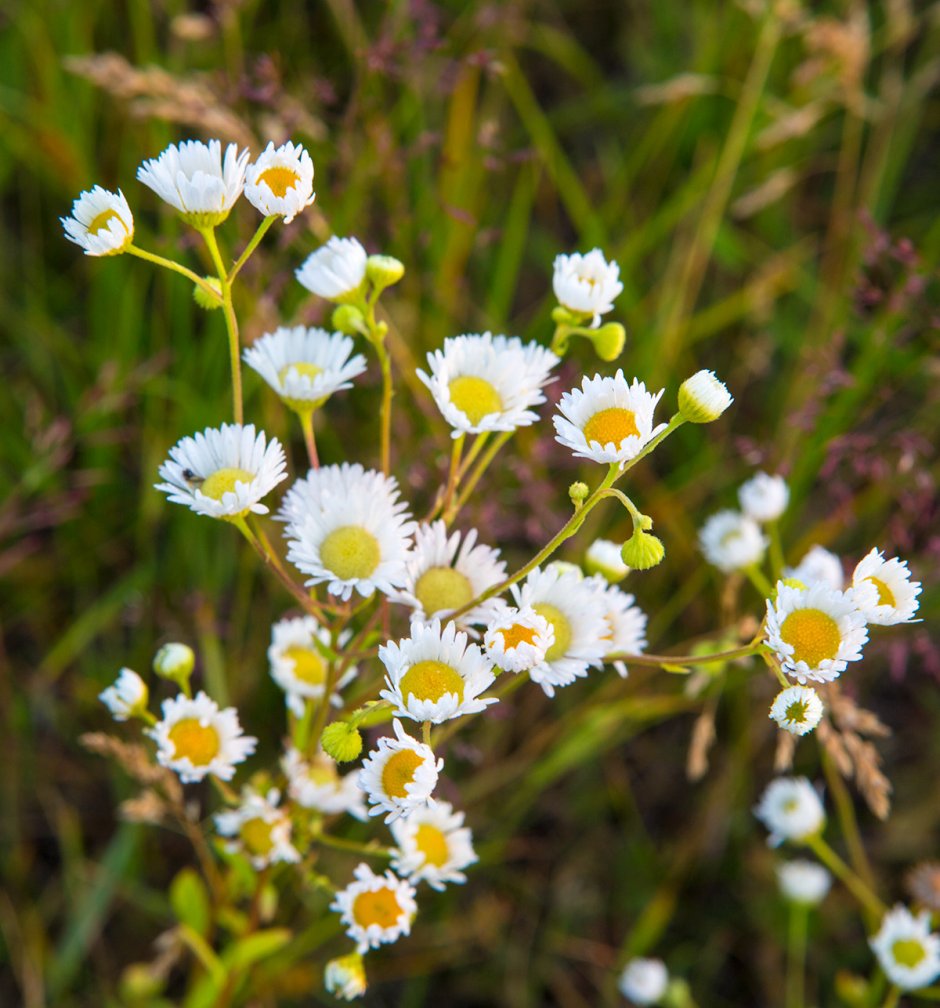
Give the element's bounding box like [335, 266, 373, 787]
[785, 700, 808, 724]
[239, 816, 275, 856]
[780, 609, 841, 668]
[414, 566, 473, 616]
[892, 938, 926, 969]
[448, 375, 503, 425]
[399, 660, 464, 704]
[278, 362, 323, 386]
[320, 526, 380, 581]
[533, 603, 572, 662]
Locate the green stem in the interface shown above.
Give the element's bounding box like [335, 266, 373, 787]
[200, 227, 243, 424]
[768, 520, 785, 582]
[126, 244, 221, 300]
[745, 564, 774, 598]
[447, 430, 513, 521]
[374, 338, 393, 474]
[439, 434, 464, 523]
[785, 903, 808, 1008]
[605, 641, 761, 668]
[422, 720, 433, 748]
[298, 409, 319, 469]
[433, 671, 529, 747]
[236, 517, 323, 619]
[457, 431, 490, 480]
[881, 986, 901, 1008]
[315, 832, 393, 859]
[805, 834, 886, 920]
[228, 215, 276, 283]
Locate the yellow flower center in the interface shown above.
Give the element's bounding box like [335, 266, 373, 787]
[892, 938, 926, 969]
[448, 375, 503, 425]
[239, 816, 275, 857]
[87, 209, 124, 235]
[381, 749, 423, 799]
[499, 622, 538, 650]
[257, 165, 301, 198]
[583, 407, 639, 447]
[399, 660, 464, 704]
[320, 526, 380, 581]
[352, 887, 402, 929]
[414, 566, 473, 616]
[200, 467, 255, 501]
[414, 824, 450, 867]
[306, 759, 338, 787]
[168, 717, 220, 766]
[284, 644, 327, 686]
[533, 603, 572, 662]
[784, 700, 808, 724]
[278, 362, 323, 386]
[779, 608, 842, 668]
[866, 576, 896, 607]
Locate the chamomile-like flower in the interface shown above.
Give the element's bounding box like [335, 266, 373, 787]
[379, 619, 497, 724]
[552, 248, 623, 325]
[870, 905, 940, 991]
[282, 747, 367, 820]
[754, 777, 826, 847]
[769, 686, 824, 736]
[394, 521, 506, 626]
[243, 326, 366, 414]
[331, 863, 418, 954]
[324, 952, 367, 1001]
[417, 333, 558, 438]
[786, 546, 844, 591]
[358, 719, 442, 823]
[766, 581, 868, 684]
[148, 691, 257, 783]
[553, 371, 667, 466]
[390, 799, 478, 891]
[618, 958, 669, 1005]
[278, 462, 404, 528]
[137, 139, 249, 227]
[850, 548, 922, 625]
[593, 577, 648, 678]
[61, 186, 134, 256]
[99, 668, 148, 722]
[296, 236, 367, 302]
[699, 510, 767, 573]
[214, 787, 300, 869]
[155, 423, 287, 521]
[678, 370, 733, 424]
[585, 538, 630, 582]
[776, 860, 831, 905]
[739, 472, 789, 523]
[483, 606, 555, 674]
[268, 616, 356, 718]
[511, 567, 608, 697]
[244, 141, 315, 223]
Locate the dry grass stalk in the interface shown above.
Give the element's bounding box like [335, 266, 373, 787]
[687, 703, 717, 781]
[773, 729, 796, 772]
[80, 732, 182, 800]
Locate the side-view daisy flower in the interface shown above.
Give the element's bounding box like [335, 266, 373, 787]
[765, 581, 868, 684]
[61, 186, 134, 256]
[331, 863, 418, 953]
[214, 788, 300, 868]
[699, 510, 767, 573]
[870, 905, 940, 991]
[390, 799, 478, 891]
[324, 952, 367, 1001]
[585, 538, 630, 582]
[769, 685, 824, 736]
[282, 747, 367, 820]
[786, 545, 844, 591]
[552, 248, 623, 325]
[618, 958, 669, 1006]
[593, 577, 648, 678]
[739, 472, 789, 523]
[777, 860, 831, 905]
[553, 371, 667, 466]
[678, 369, 733, 424]
[358, 719, 442, 822]
[754, 777, 826, 847]
[148, 691, 257, 783]
[296, 236, 367, 302]
[268, 616, 356, 717]
[155, 423, 287, 521]
[850, 548, 922, 625]
[99, 668, 148, 722]
[244, 140, 315, 223]
[483, 606, 555, 674]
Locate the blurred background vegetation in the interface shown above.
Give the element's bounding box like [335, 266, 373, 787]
[1, 0, 938, 1004]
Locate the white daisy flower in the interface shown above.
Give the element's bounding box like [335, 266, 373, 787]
[618, 958, 669, 1005]
[765, 581, 868, 684]
[776, 860, 831, 905]
[61, 186, 134, 256]
[390, 799, 478, 891]
[331, 863, 418, 954]
[850, 548, 922, 625]
[769, 685, 824, 736]
[739, 472, 789, 523]
[585, 538, 630, 582]
[417, 332, 558, 438]
[282, 747, 367, 820]
[379, 619, 497, 725]
[785, 546, 844, 591]
[358, 719, 443, 823]
[677, 369, 733, 424]
[284, 466, 416, 601]
[553, 371, 667, 466]
[214, 787, 300, 868]
[593, 576, 648, 678]
[155, 423, 287, 521]
[137, 139, 249, 227]
[699, 510, 768, 573]
[393, 521, 506, 626]
[296, 236, 368, 302]
[511, 567, 608, 697]
[324, 952, 367, 1001]
[243, 326, 367, 414]
[870, 905, 940, 991]
[99, 668, 148, 722]
[268, 616, 356, 718]
[148, 691, 257, 783]
[483, 606, 555, 674]
[244, 140, 315, 223]
[552, 248, 623, 325]
[754, 777, 826, 847]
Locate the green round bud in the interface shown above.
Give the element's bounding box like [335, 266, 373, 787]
[193, 276, 223, 310]
[153, 642, 195, 683]
[588, 322, 626, 362]
[621, 529, 665, 571]
[331, 304, 366, 336]
[678, 370, 733, 423]
[568, 481, 589, 506]
[365, 254, 404, 290]
[322, 721, 363, 763]
[120, 963, 163, 1001]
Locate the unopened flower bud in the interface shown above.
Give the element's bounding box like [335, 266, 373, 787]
[322, 721, 362, 763]
[568, 481, 589, 507]
[678, 370, 733, 423]
[621, 528, 665, 570]
[193, 276, 222, 310]
[324, 951, 367, 1000]
[99, 668, 149, 722]
[365, 254, 404, 291]
[332, 304, 366, 336]
[585, 538, 629, 582]
[587, 321, 626, 362]
[153, 642, 195, 685]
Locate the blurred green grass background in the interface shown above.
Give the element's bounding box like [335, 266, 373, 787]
[2, 0, 939, 1004]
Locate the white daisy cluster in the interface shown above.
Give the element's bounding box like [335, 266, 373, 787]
[698, 471, 789, 573]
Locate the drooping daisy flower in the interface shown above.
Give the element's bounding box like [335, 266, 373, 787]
[617, 958, 669, 1006]
[214, 787, 300, 868]
[99, 668, 148, 722]
[390, 799, 478, 891]
[850, 548, 922, 625]
[776, 860, 831, 905]
[331, 863, 418, 953]
[553, 371, 667, 466]
[296, 236, 368, 302]
[552, 248, 623, 325]
[769, 685, 824, 736]
[754, 777, 826, 847]
[137, 139, 249, 227]
[358, 719, 442, 822]
[148, 691, 257, 783]
[585, 538, 630, 582]
[268, 616, 356, 718]
[324, 952, 367, 1001]
[870, 905, 940, 991]
[61, 186, 134, 256]
[699, 510, 767, 573]
[786, 546, 844, 591]
[511, 567, 608, 697]
[765, 581, 868, 684]
[393, 521, 506, 626]
[282, 747, 367, 820]
[379, 619, 497, 725]
[592, 576, 648, 678]
[678, 370, 733, 424]
[483, 606, 555, 674]
[739, 472, 789, 523]
[155, 423, 287, 521]
[417, 333, 558, 438]
[244, 141, 315, 223]
[243, 326, 366, 415]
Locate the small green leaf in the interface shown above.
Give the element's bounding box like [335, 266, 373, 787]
[221, 928, 292, 971]
[169, 868, 211, 937]
[662, 663, 691, 675]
